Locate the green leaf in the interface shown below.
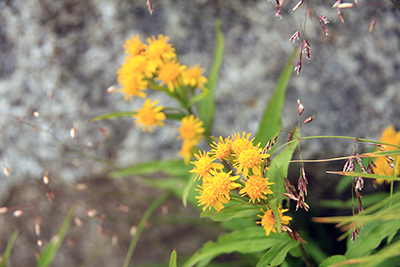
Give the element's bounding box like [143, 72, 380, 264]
[164, 110, 187, 121]
[89, 111, 136, 122]
[122, 193, 170, 267]
[169, 249, 177, 267]
[345, 219, 400, 259]
[183, 227, 293, 267]
[267, 127, 300, 204]
[319, 255, 349, 267]
[256, 239, 299, 267]
[37, 205, 75, 267]
[182, 173, 198, 207]
[1, 229, 19, 267]
[188, 87, 209, 107]
[200, 204, 261, 221]
[197, 19, 224, 137]
[254, 48, 297, 147]
[109, 159, 192, 179]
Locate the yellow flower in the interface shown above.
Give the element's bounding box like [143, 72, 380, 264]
[133, 99, 166, 132]
[196, 182, 230, 212]
[210, 136, 232, 161]
[257, 204, 292, 236]
[118, 73, 148, 101]
[196, 170, 241, 211]
[373, 125, 400, 184]
[119, 55, 157, 79]
[190, 151, 223, 181]
[181, 65, 208, 88]
[146, 34, 176, 63]
[178, 115, 205, 145]
[234, 145, 270, 177]
[239, 175, 274, 203]
[157, 60, 186, 92]
[179, 140, 195, 165]
[123, 35, 147, 57]
[231, 132, 255, 156]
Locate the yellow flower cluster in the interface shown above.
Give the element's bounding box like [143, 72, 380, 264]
[190, 131, 291, 236]
[118, 34, 208, 100]
[373, 125, 400, 184]
[117, 34, 207, 161]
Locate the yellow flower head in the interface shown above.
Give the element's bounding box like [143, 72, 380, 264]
[239, 175, 274, 203]
[181, 65, 208, 88]
[373, 125, 400, 184]
[123, 35, 147, 57]
[210, 136, 232, 161]
[157, 60, 187, 92]
[146, 34, 176, 63]
[231, 132, 255, 156]
[179, 139, 195, 165]
[190, 151, 223, 181]
[196, 182, 230, 212]
[196, 170, 241, 211]
[133, 99, 166, 132]
[118, 73, 148, 101]
[118, 55, 157, 79]
[234, 145, 270, 177]
[178, 115, 205, 145]
[257, 204, 292, 236]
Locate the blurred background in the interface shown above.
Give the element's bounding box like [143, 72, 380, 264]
[0, 0, 399, 266]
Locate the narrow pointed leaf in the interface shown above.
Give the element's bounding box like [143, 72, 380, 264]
[254, 49, 297, 147]
[169, 249, 177, 267]
[89, 111, 136, 122]
[37, 206, 75, 267]
[183, 227, 292, 267]
[256, 239, 299, 267]
[197, 19, 224, 137]
[200, 204, 261, 221]
[109, 159, 192, 178]
[1, 230, 19, 267]
[268, 127, 300, 204]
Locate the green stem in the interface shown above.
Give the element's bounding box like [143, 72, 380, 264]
[18, 121, 120, 168]
[391, 0, 400, 11]
[122, 192, 171, 267]
[270, 135, 400, 156]
[299, 243, 314, 267]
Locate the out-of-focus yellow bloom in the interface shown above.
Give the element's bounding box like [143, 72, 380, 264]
[133, 99, 166, 132]
[373, 125, 400, 184]
[179, 140, 195, 165]
[178, 115, 205, 145]
[157, 60, 186, 92]
[181, 65, 208, 88]
[123, 35, 147, 57]
[146, 34, 176, 64]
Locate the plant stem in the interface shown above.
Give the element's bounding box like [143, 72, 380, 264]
[122, 192, 171, 267]
[391, 0, 400, 11]
[299, 243, 314, 267]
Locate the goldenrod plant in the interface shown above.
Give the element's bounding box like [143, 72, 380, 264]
[90, 17, 400, 266]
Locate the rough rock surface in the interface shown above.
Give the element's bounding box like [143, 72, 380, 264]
[0, 0, 399, 265]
